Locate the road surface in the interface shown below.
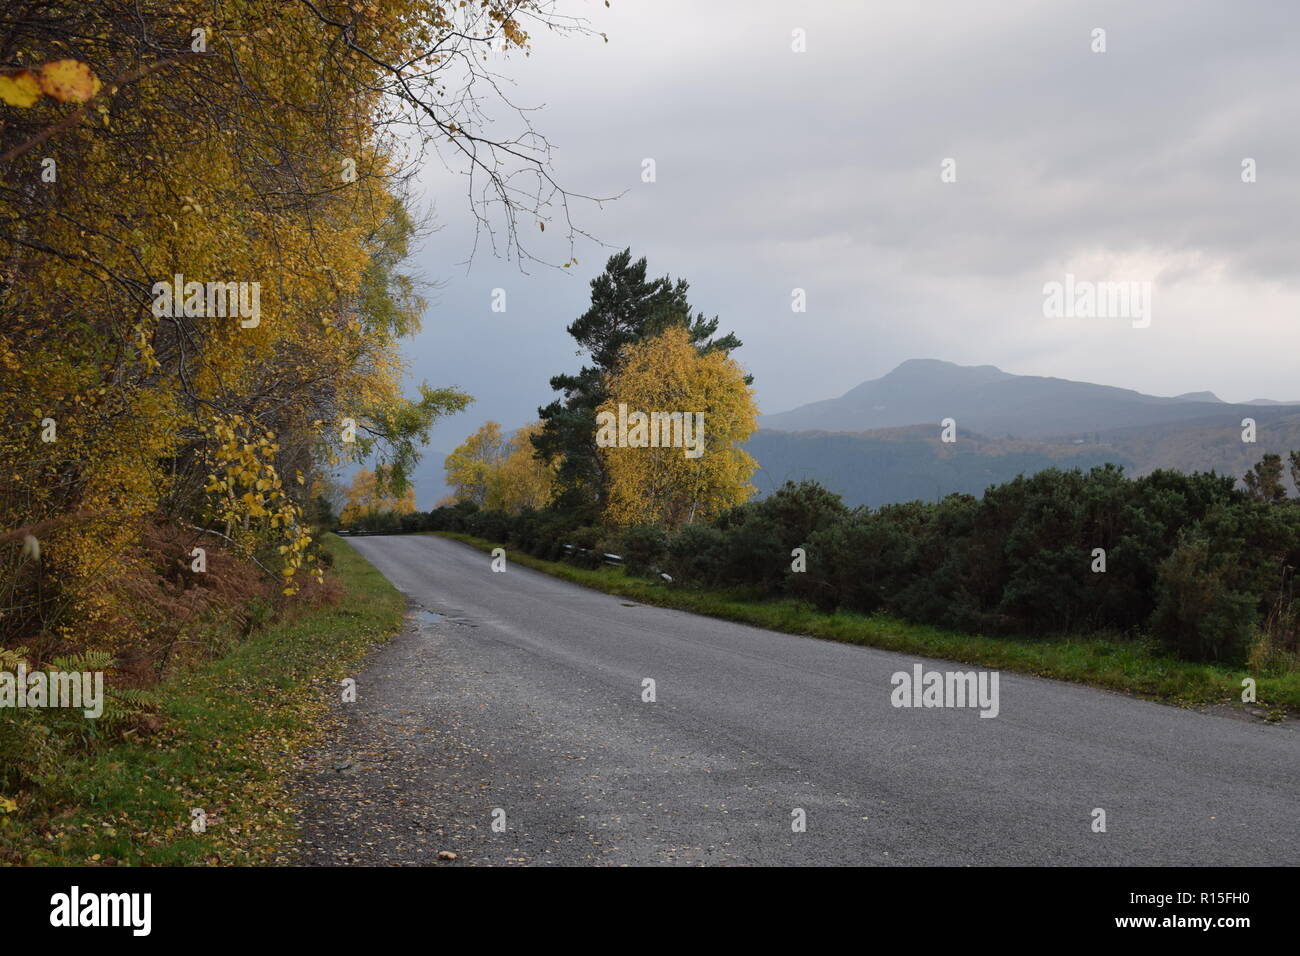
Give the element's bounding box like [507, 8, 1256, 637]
[293, 533, 1298, 866]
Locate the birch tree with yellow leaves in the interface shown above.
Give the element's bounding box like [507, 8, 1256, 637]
[339, 469, 417, 527]
[598, 327, 758, 527]
[491, 422, 560, 511]
[445, 421, 557, 511]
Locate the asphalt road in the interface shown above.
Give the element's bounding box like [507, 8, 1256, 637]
[295, 533, 1299, 866]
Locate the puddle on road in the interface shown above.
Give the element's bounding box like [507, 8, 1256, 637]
[409, 606, 478, 628]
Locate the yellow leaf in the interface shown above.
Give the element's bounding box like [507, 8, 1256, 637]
[38, 60, 101, 103]
[0, 71, 42, 107]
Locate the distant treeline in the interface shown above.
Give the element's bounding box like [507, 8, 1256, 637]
[349, 458, 1300, 666]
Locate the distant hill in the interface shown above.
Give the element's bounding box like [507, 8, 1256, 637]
[750, 360, 1300, 508]
[759, 358, 1299, 440]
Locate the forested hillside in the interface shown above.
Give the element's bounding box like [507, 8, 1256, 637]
[746, 427, 1137, 508]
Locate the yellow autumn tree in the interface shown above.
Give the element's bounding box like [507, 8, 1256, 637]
[339, 469, 417, 527]
[444, 422, 508, 506]
[444, 421, 557, 511]
[597, 327, 758, 526]
[489, 422, 559, 511]
[0, 0, 597, 653]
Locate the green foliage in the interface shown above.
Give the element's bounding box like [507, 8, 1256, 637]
[711, 481, 849, 591]
[1151, 528, 1258, 662]
[1244, 453, 1287, 502]
[0, 648, 154, 795]
[663, 523, 726, 585]
[367, 385, 474, 497]
[1252, 574, 1300, 673]
[795, 506, 918, 613]
[309, 494, 339, 532]
[617, 525, 668, 575]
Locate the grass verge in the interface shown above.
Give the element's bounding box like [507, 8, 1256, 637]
[434, 531, 1298, 713]
[0, 534, 404, 865]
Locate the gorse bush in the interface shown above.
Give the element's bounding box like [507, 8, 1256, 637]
[794, 505, 918, 614]
[663, 523, 726, 585]
[1150, 529, 1257, 662]
[618, 525, 668, 576]
[710, 481, 848, 592]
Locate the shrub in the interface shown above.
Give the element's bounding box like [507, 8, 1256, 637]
[1150, 530, 1256, 662]
[712, 505, 786, 589]
[465, 508, 515, 544]
[663, 523, 725, 585]
[763, 480, 850, 547]
[709, 482, 849, 591]
[618, 525, 668, 576]
[794, 510, 915, 614]
[1250, 580, 1300, 673]
[565, 525, 605, 568]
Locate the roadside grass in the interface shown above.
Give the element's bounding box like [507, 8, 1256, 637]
[434, 531, 1299, 712]
[0, 534, 405, 865]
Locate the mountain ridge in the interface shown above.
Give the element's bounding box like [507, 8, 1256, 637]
[747, 359, 1300, 508]
[760, 359, 1300, 439]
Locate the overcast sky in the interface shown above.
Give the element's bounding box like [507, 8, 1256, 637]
[395, 0, 1300, 505]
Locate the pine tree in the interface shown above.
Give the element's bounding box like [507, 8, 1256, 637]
[1244, 453, 1287, 502]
